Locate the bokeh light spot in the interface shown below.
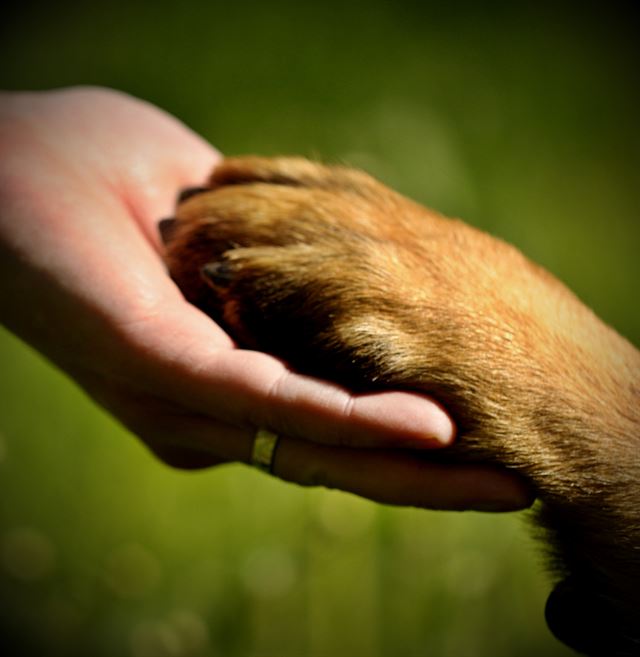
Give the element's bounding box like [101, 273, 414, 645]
[103, 543, 162, 598]
[241, 545, 296, 599]
[443, 549, 497, 599]
[1, 526, 56, 581]
[130, 610, 210, 657]
[130, 621, 182, 657]
[167, 609, 210, 654]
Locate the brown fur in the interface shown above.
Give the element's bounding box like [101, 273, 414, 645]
[161, 157, 639, 655]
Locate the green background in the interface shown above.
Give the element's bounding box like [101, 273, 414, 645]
[1, 2, 638, 656]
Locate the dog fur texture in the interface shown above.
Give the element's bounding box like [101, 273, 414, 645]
[161, 157, 640, 656]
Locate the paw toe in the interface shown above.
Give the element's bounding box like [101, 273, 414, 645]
[158, 217, 177, 244]
[177, 185, 210, 203]
[209, 156, 334, 190]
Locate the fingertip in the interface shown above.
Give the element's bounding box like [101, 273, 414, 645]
[361, 391, 456, 448]
[425, 399, 457, 446]
[468, 472, 536, 512]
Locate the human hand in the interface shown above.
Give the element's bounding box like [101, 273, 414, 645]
[0, 87, 532, 511]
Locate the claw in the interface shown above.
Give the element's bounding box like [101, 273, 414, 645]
[158, 217, 177, 244]
[177, 186, 210, 203]
[201, 261, 235, 287]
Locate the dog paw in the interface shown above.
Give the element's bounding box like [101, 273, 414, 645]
[161, 156, 584, 445]
[162, 157, 441, 390]
[161, 156, 640, 653]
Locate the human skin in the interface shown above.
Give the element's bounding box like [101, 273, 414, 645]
[0, 86, 532, 511]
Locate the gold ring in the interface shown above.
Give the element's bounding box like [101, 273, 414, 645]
[251, 428, 279, 473]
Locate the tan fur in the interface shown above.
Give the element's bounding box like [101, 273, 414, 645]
[161, 157, 639, 655]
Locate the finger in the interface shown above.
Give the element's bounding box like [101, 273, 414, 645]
[138, 311, 455, 449]
[190, 348, 453, 447]
[137, 411, 253, 464]
[272, 436, 535, 512]
[143, 411, 531, 512]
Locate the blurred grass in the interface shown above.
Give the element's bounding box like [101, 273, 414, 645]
[1, 1, 638, 656]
